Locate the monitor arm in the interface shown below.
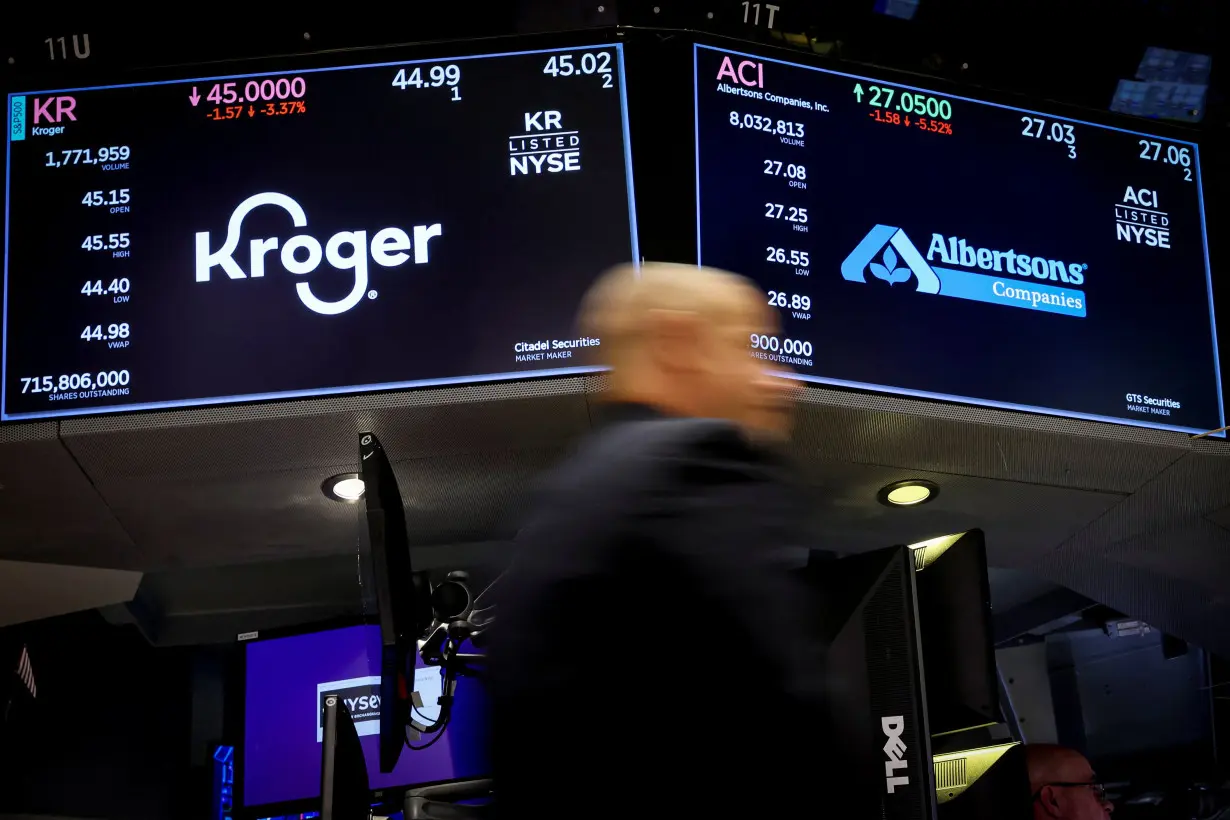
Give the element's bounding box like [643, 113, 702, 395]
[406, 572, 494, 741]
[403, 778, 493, 820]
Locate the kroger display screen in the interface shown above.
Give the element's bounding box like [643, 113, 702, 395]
[694, 44, 1223, 434]
[243, 624, 488, 808]
[2, 44, 637, 420]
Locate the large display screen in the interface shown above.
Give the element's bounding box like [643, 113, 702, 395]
[694, 44, 1223, 435]
[2, 43, 637, 420]
[242, 624, 488, 810]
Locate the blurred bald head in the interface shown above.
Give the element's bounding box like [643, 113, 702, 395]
[580, 263, 797, 439]
[1026, 745, 1111, 820]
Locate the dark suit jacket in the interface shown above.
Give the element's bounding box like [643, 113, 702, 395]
[488, 405, 832, 818]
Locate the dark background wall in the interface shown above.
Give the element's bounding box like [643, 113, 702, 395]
[1048, 628, 1218, 785]
[0, 611, 202, 820]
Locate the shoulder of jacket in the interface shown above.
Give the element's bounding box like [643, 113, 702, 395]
[590, 417, 749, 464]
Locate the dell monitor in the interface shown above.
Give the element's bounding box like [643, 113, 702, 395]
[910, 530, 1000, 737]
[320, 694, 371, 820]
[802, 545, 937, 820]
[359, 432, 433, 773]
[934, 741, 1032, 819]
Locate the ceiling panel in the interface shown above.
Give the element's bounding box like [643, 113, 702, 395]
[986, 567, 1063, 612]
[0, 422, 135, 567]
[1, 375, 1228, 654]
[788, 385, 1190, 494]
[799, 460, 1126, 566]
[48, 379, 590, 570]
[1030, 447, 1230, 653]
[84, 448, 565, 571]
[1035, 450, 1230, 570]
[60, 377, 591, 480]
[0, 559, 142, 627]
[1209, 504, 1230, 534]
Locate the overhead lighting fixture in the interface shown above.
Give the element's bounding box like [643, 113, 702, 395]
[322, 472, 365, 503]
[877, 479, 939, 507]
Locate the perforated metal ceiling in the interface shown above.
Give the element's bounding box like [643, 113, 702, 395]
[0, 375, 1227, 652]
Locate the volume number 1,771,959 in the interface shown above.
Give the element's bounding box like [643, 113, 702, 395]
[45, 147, 131, 167]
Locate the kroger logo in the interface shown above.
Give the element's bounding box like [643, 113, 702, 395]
[840, 224, 1087, 319]
[194, 192, 443, 316]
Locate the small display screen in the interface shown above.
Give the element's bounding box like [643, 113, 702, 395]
[242, 624, 488, 810]
[3, 43, 637, 419]
[694, 44, 1223, 434]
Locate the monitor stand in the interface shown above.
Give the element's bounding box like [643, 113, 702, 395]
[403, 778, 493, 820]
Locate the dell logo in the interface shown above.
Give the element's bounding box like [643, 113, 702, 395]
[882, 716, 909, 793]
[716, 55, 764, 88]
[195, 192, 442, 316]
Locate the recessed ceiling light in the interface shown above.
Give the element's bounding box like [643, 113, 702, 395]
[322, 473, 365, 503]
[877, 479, 939, 507]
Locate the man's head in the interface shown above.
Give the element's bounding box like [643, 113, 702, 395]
[1026, 744, 1112, 820]
[579, 262, 798, 439]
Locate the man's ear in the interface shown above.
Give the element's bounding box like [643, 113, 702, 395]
[1037, 785, 1064, 818]
[646, 308, 701, 372]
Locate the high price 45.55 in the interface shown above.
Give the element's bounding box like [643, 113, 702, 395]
[81, 232, 129, 252]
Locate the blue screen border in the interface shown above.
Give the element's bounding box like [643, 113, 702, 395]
[693, 43, 1225, 438]
[2, 42, 639, 421]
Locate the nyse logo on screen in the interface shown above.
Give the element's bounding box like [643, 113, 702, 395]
[881, 716, 910, 793]
[1114, 186, 1171, 249]
[509, 110, 582, 175]
[194, 192, 443, 315]
[316, 676, 382, 741]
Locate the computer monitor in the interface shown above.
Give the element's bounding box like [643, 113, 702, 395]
[359, 432, 433, 773]
[910, 530, 1000, 737]
[240, 623, 488, 817]
[320, 695, 370, 820]
[934, 741, 1032, 819]
[802, 545, 937, 820]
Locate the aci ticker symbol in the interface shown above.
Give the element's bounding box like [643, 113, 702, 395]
[841, 225, 940, 293]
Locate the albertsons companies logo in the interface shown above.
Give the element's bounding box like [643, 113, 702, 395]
[841, 225, 1088, 318]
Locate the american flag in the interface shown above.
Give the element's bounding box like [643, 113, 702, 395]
[15, 645, 35, 699]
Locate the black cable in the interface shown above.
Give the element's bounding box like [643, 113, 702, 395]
[473, 570, 507, 605]
[405, 717, 450, 751]
[408, 665, 446, 724]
